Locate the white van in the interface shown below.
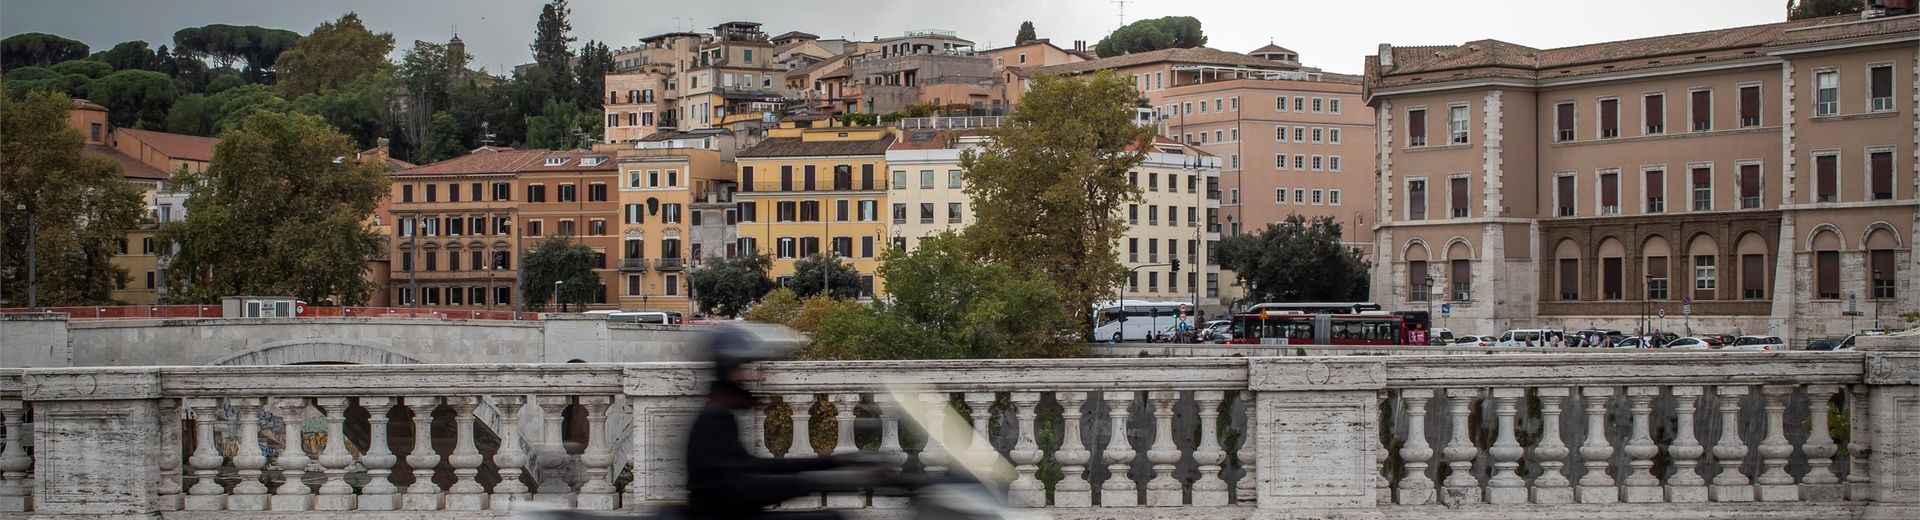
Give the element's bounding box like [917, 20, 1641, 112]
[608, 311, 684, 325]
[1495, 329, 1562, 348]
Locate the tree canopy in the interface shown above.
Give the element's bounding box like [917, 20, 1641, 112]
[157, 109, 388, 305]
[1215, 214, 1370, 304]
[785, 253, 862, 300]
[0, 89, 145, 306]
[530, 0, 577, 98]
[274, 13, 395, 99]
[1789, 0, 1866, 20]
[517, 236, 601, 311]
[2, 33, 90, 69]
[172, 24, 300, 74]
[92, 41, 161, 72]
[688, 252, 776, 317]
[1016, 21, 1038, 44]
[87, 70, 178, 129]
[1093, 16, 1207, 57]
[959, 70, 1152, 339]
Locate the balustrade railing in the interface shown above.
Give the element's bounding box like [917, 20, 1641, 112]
[4, 345, 1919, 519]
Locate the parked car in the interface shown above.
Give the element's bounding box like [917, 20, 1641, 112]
[1431, 328, 1456, 343]
[1572, 329, 1624, 348]
[1648, 332, 1679, 346]
[1494, 329, 1562, 348]
[1452, 335, 1495, 347]
[1723, 335, 1786, 351]
[1200, 320, 1233, 343]
[1612, 337, 1654, 348]
[1703, 334, 1737, 346]
[1663, 337, 1715, 349]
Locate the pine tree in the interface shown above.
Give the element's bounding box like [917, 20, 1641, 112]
[1016, 21, 1037, 44]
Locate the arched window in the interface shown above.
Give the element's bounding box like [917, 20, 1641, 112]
[1599, 238, 1626, 300]
[1735, 232, 1769, 300]
[1404, 242, 1431, 302]
[1555, 239, 1582, 300]
[1811, 228, 1842, 300]
[1643, 236, 1672, 300]
[1446, 240, 1473, 301]
[1866, 227, 1899, 299]
[1688, 234, 1721, 300]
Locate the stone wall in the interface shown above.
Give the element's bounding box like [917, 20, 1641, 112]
[0, 314, 68, 367]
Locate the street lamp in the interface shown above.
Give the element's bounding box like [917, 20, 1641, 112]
[1874, 268, 1884, 330]
[485, 264, 496, 312]
[553, 280, 564, 313]
[1641, 273, 1653, 342]
[1428, 264, 1443, 335]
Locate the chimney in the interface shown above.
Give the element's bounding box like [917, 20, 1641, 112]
[1074, 40, 1086, 52]
[1378, 43, 1395, 71]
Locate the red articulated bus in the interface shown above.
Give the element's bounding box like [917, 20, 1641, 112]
[1225, 310, 1408, 345]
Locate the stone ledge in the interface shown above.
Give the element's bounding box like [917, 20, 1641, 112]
[22, 368, 160, 401]
[1376, 503, 1861, 519]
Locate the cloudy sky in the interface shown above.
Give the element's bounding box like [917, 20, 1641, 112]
[4, 0, 1786, 75]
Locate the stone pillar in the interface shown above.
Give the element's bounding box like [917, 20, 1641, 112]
[1861, 335, 1920, 520]
[1247, 358, 1386, 518]
[22, 369, 164, 519]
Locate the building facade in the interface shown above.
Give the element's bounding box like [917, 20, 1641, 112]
[611, 131, 739, 313]
[1365, 7, 1919, 340]
[387, 148, 532, 309]
[735, 122, 895, 297]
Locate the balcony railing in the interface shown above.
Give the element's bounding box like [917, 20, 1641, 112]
[654, 258, 685, 271]
[6, 343, 1916, 518]
[619, 258, 648, 272]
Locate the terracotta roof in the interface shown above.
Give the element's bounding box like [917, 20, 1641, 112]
[117, 128, 218, 162]
[1772, 13, 1920, 47]
[1250, 44, 1295, 55]
[738, 134, 895, 158]
[817, 64, 852, 79]
[1032, 46, 1291, 76]
[71, 98, 107, 112]
[772, 31, 819, 41]
[393, 148, 548, 176]
[84, 144, 170, 180]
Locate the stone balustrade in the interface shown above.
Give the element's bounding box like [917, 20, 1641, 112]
[2, 344, 1918, 519]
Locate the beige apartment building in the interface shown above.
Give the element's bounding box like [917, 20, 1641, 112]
[1366, 6, 1918, 340]
[735, 121, 895, 297]
[602, 22, 789, 143]
[611, 130, 739, 313]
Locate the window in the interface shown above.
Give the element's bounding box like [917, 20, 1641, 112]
[780, 166, 795, 191]
[1294, 155, 1305, 170]
[831, 236, 853, 257]
[558, 184, 577, 202]
[1330, 98, 1341, 114]
[1814, 72, 1838, 117]
[860, 236, 875, 258]
[1294, 189, 1305, 204]
[1738, 84, 1762, 127]
[1694, 255, 1717, 300]
[919, 203, 934, 224]
[797, 201, 818, 222]
[1149, 205, 1159, 225]
[858, 200, 877, 221]
[1556, 175, 1576, 216]
[1128, 238, 1139, 262]
[777, 237, 797, 259]
[1644, 93, 1665, 134]
[1448, 105, 1469, 144]
[1311, 128, 1323, 143]
[1329, 156, 1342, 171]
[918, 170, 934, 189]
[1599, 98, 1620, 139]
[1407, 108, 1427, 146]
[1215, 98, 1223, 112]
[777, 201, 797, 222]
[425, 184, 438, 202]
[1691, 167, 1713, 211]
[892, 170, 906, 190]
[1871, 150, 1894, 200]
[1199, 100, 1208, 114]
[425, 250, 439, 271]
[834, 200, 849, 222]
[1329, 190, 1342, 205]
[1295, 97, 1305, 111]
[1742, 254, 1766, 299]
[527, 219, 543, 237]
[1231, 97, 1239, 111]
[1450, 177, 1470, 218]
[892, 203, 906, 223]
[1645, 169, 1665, 213]
[1450, 259, 1472, 300]
[1312, 98, 1323, 112]
[1294, 127, 1305, 142]
[588, 183, 607, 202]
[1738, 163, 1761, 209]
[1276, 188, 1288, 204]
[1870, 65, 1895, 112]
[1815, 250, 1841, 299]
[1408, 180, 1427, 220]
[948, 169, 962, 189]
[1408, 260, 1430, 301]
[663, 203, 683, 224]
[1816, 154, 1839, 202]
[493, 182, 511, 200]
[1129, 204, 1138, 224]
[1230, 128, 1239, 141]
[1647, 257, 1669, 300]
[1148, 172, 1158, 191]
[1690, 90, 1712, 131]
[1308, 190, 1321, 204]
[1555, 102, 1576, 141]
[448, 183, 461, 202]
[1600, 170, 1620, 215]
[557, 219, 577, 236]
[1873, 249, 1896, 299]
[737, 201, 758, 223]
[1148, 240, 1158, 263]
[1311, 156, 1323, 171]
[1603, 257, 1623, 300]
[948, 202, 962, 223]
[1276, 154, 1288, 170]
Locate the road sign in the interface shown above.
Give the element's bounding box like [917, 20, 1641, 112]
[1657, 307, 1666, 318]
[1440, 303, 1452, 316]
[1178, 303, 1191, 314]
[1849, 294, 1859, 313]
[1682, 296, 1691, 305]
[1682, 304, 1691, 316]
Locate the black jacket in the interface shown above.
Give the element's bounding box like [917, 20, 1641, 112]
[684, 398, 838, 517]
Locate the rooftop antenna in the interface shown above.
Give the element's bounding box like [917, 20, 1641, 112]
[480, 121, 495, 146]
[1111, 0, 1131, 28]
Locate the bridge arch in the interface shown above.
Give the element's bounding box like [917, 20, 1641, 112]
[208, 338, 425, 366]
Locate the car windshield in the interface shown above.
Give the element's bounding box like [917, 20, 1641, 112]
[1733, 337, 1769, 346]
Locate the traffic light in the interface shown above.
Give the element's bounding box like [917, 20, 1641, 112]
[1170, 257, 1181, 273]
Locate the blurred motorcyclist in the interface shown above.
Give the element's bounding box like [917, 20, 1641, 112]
[684, 325, 882, 519]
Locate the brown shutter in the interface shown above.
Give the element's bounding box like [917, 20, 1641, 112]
[1557, 176, 1575, 213]
[1740, 164, 1760, 199]
[1409, 261, 1427, 293]
[1873, 250, 1895, 285]
[1646, 170, 1664, 198]
[1600, 99, 1619, 133]
[741, 166, 754, 192]
[1602, 174, 1619, 206]
[1557, 103, 1574, 132]
[1742, 254, 1764, 298]
[1872, 152, 1894, 198]
[1450, 178, 1468, 213]
[1408, 110, 1426, 139]
[1644, 95, 1663, 131]
[1818, 155, 1838, 199]
[1871, 66, 1894, 99]
[1739, 86, 1760, 123]
[1603, 258, 1622, 297]
[1692, 167, 1711, 187]
[1691, 90, 1711, 128]
[1817, 251, 1840, 298]
[1559, 259, 1579, 299]
[1648, 256, 1668, 278]
[1451, 259, 1470, 296]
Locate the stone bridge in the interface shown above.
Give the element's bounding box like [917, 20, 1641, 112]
[2, 338, 1917, 519]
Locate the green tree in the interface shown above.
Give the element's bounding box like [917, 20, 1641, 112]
[1094, 16, 1207, 57]
[1016, 21, 1038, 44]
[523, 99, 590, 150]
[1790, 0, 1866, 19]
[3, 67, 58, 83]
[275, 13, 395, 99]
[688, 252, 776, 317]
[2, 33, 90, 69]
[92, 41, 161, 72]
[1215, 214, 1370, 303]
[166, 84, 291, 137]
[1, 89, 146, 305]
[743, 287, 802, 325]
[87, 70, 178, 129]
[203, 69, 247, 93]
[530, 0, 578, 98]
[818, 231, 1073, 359]
[960, 70, 1152, 339]
[517, 236, 601, 311]
[291, 74, 388, 148]
[1, 67, 86, 99]
[786, 253, 862, 299]
[172, 24, 299, 73]
[413, 111, 466, 164]
[157, 110, 388, 305]
[573, 40, 612, 109]
[50, 60, 113, 79]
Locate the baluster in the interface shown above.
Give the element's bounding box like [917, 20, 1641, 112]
[229, 398, 270, 511]
[1802, 385, 1843, 501]
[1054, 391, 1093, 507]
[1486, 387, 1527, 504]
[1754, 385, 1796, 501]
[1666, 386, 1708, 502]
[1440, 388, 1481, 505]
[872, 394, 909, 509]
[532, 396, 573, 504]
[1395, 389, 1435, 505]
[1621, 386, 1661, 502]
[1532, 388, 1575, 504]
[1575, 386, 1617, 504]
[1100, 391, 1138, 507]
[444, 397, 486, 510]
[491, 396, 531, 509]
[1192, 390, 1229, 506]
[0, 399, 26, 513]
[1008, 392, 1045, 507]
[357, 397, 400, 511]
[782, 394, 820, 510]
[915, 393, 949, 476]
[1236, 390, 1258, 505]
[270, 397, 312, 511]
[154, 398, 184, 511]
[1145, 391, 1182, 506]
[576, 396, 617, 510]
[1845, 384, 1870, 501]
[825, 393, 864, 509]
[961, 392, 996, 470]
[1708, 385, 1752, 502]
[313, 398, 355, 511]
[1376, 390, 1392, 506]
[183, 399, 227, 511]
[402, 396, 443, 511]
[752, 396, 774, 457]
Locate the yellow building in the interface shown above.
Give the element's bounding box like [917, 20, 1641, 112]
[66, 100, 217, 304]
[735, 121, 895, 297]
[612, 130, 739, 313]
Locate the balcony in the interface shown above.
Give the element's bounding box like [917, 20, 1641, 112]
[654, 257, 685, 271]
[619, 258, 648, 272]
[5, 343, 1912, 518]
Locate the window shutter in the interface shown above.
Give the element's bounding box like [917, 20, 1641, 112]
[1871, 66, 1893, 98]
[1817, 155, 1838, 199]
[1451, 259, 1470, 294]
[1601, 174, 1619, 206]
[741, 167, 754, 192]
[1691, 90, 1711, 127]
[1871, 152, 1893, 198]
[1648, 256, 1668, 278]
[1742, 254, 1764, 297]
[1603, 258, 1623, 297]
[1739, 86, 1760, 122]
[1873, 249, 1895, 284]
[1559, 259, 1579, 299]
[1408, 110, 1426, 137]
[1646, 170, 1664, 198]
[1556, 103, 1574, 132]
[1450, 178, 1468, 211]
[1557, 176, 1575, 212]
[1644, 95, 1663, 129]
[1817, 251, 1840, 297]
[1740, 164, 1760, 199]
[1600, 99, 1619, 133]
[1692, 167, 1710, 187]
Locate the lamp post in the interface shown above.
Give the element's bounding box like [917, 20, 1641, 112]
[1874, 268, 1884, 330]
[486, 264, 496, 312]
[553, 280, 564, 313]
[1641, 273, 1652, 342]
[1428, 264, 1443, 334]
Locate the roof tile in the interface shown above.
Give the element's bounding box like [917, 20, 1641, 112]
[116, 128, 218, 162]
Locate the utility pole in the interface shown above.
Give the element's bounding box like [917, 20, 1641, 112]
[1111, 0, 1131, 28]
